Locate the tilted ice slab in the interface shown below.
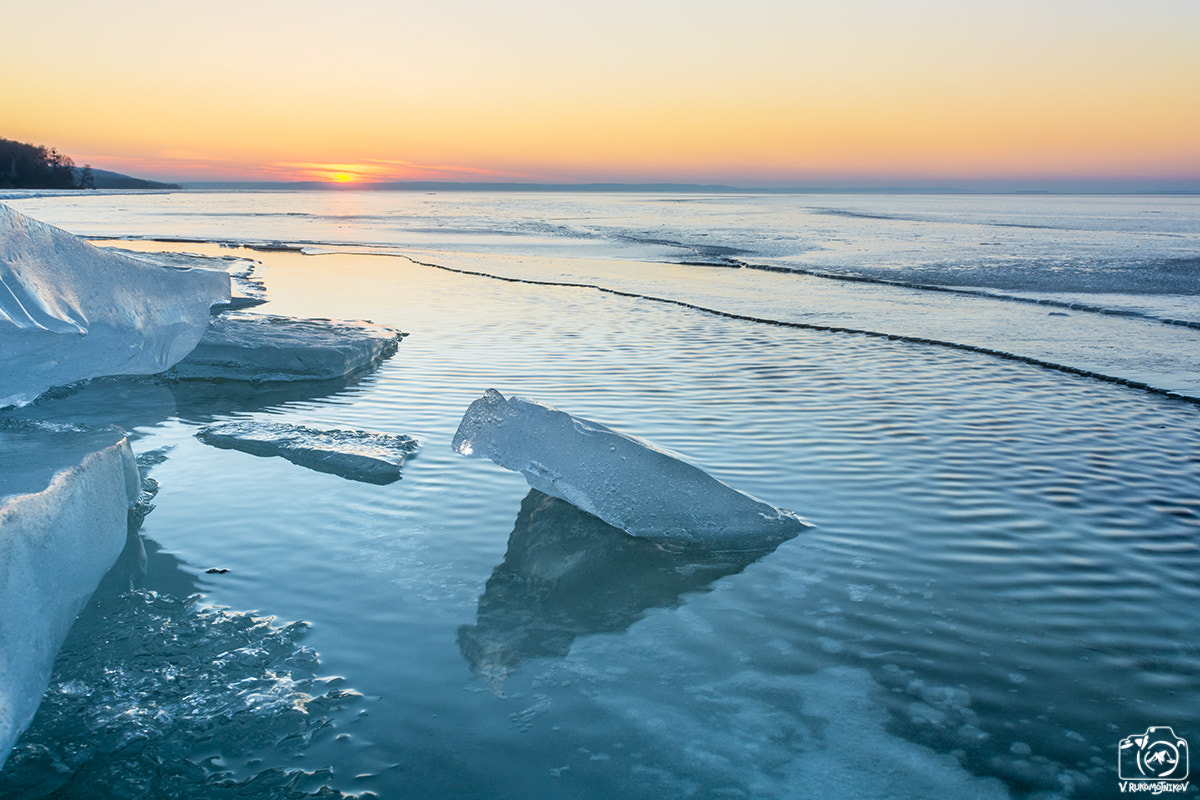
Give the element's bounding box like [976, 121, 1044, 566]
[453, 390, 809, 545]
[168, 312, 405, 383]
[196, 421, 418, 484]
[0, 421, 140, 767]
[0, 204, 231, 408]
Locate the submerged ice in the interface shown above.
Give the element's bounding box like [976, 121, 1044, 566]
[452, 389, 808, 544]
[197, 421, 418, 484]
[0, 204, 230, 408]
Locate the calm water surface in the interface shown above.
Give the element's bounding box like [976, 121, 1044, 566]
[1, 192, 1197, 799]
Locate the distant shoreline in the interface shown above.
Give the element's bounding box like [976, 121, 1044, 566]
[3, 183, 1198, 198]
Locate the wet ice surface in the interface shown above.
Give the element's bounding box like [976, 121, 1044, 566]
[197, 420, 417, 484]
[453, 389, 807, 544]
[394, 247, 1200, 400]
[168, 312, 404, 383]
[0, 193, 1197, 799]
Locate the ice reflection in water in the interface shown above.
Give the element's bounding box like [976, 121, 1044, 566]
[459, 490, 788, 690]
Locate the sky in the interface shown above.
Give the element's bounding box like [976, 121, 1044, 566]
[4, 0, 1199, 188]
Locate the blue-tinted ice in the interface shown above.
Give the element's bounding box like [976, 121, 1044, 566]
[452, 389, 809, 545]
[168, 312, 404, 383]
[0, 421, 140, 766]
[197, 421, 418, 484]
[0, 204, 230, 408]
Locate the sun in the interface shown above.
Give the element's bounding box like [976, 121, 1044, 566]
[329, 171, 357, 183]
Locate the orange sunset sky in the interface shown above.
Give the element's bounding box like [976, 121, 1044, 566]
[4, 0, 1198, 188]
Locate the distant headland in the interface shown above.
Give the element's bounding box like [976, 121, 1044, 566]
[0, 137, 180, 191]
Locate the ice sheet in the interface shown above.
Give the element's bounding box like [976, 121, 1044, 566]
[0, 204, 230, 408]
[452, 390, 809, 544]
[167, 312, 404, 383]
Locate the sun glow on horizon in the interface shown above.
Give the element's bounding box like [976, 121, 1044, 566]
[5, 0, 1198, 189]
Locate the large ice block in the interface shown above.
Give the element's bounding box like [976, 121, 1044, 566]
[0, 421, 140, 767]
[452, 389, 809, 544]
[0, 204, 231, 408]
[167, 312, 404, 383]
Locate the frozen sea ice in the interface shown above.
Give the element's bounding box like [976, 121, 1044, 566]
[0, 421, 140, 766]
[197, 421, 418, 484]
[452, 389, 809, 545]
[0, 204, 230, 407]
[168, 312, 405, 383]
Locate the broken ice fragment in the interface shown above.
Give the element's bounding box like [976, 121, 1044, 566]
[168, 312, 404, 383]
[197, 421, 418, 484]
[452, 389, 809, 544]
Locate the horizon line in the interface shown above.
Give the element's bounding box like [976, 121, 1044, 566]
[171, 179, 1200, 195]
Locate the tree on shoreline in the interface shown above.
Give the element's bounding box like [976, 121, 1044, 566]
[0, 138, 78, 189]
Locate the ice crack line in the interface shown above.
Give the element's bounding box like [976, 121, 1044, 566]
[393, 254, 1200, 407]
[728, 259, 1200, 331]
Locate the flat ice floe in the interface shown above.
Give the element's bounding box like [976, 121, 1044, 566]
[453, 389, 809, 545]
[0, 204, 231, 408]
[168, 312, 405, 383]
[0, 421, 140, 767]
[196, 421, 418, 484]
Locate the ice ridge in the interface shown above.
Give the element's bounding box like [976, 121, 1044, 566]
[452, 389, 809, 545]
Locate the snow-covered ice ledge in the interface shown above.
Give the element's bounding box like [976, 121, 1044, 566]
[0, 423, 140, 767]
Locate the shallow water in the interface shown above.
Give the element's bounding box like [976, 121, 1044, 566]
[1, 192, 1198, 799]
